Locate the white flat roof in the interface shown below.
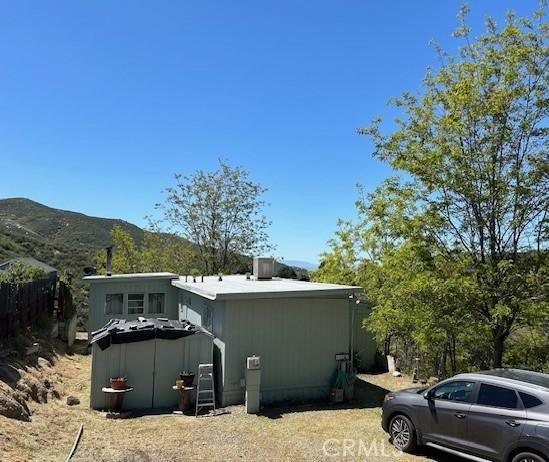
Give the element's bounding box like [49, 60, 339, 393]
[171, 274, 362, 300]
[84, 272, 179, 283]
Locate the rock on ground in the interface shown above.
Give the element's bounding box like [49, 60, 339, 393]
[0, 358, 61, 421]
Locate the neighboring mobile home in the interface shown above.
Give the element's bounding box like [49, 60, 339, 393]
[0, 257, 58, 282]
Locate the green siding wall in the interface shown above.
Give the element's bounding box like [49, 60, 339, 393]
[178, 290, 226, 403]
[87, 278, 178, 333]
[222, 297, 349, 405]
[176, 290, 353, 407]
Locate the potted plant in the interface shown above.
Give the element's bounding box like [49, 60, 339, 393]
[330, 368, 348, 403]
[110, 376, 127, 390]
[179, 370, 195, 386]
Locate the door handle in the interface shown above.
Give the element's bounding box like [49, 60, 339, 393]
[506, 420, 520, 427]
[454, 412, 466, 419]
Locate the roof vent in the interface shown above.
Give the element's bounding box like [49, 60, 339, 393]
[253, 257, 274, 280]
[106, 245, 114, 276]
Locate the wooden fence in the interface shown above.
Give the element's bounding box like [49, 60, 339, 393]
[0, 277, 56, 338]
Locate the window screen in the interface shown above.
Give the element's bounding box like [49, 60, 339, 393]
[105, 293, 123, 315]
[148, 293, 165, 314]
[203, 304, 213, 332]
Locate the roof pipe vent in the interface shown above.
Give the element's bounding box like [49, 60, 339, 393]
[106, 245, 114, 276]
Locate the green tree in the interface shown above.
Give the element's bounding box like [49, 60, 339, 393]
[276, 265, 297, 279]
[140, 221, 201, 274]
[155, 158, 274, 274]
[313, 219, 363, 286]
[314, 180, 489, 376]
[94, 225, 201, 275]
[357, 5, 549, 368]
[109, 224, 142, 273]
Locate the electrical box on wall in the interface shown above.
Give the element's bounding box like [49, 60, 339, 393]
[247, 356, 260, 370]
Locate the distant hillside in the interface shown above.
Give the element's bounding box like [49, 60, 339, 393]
[282, 260, 318, 270]
[0, 198, 149, 329]
[0, 198, 300, 276]
[0, 197, 145, 276]
[0, 198, 306, 327]
[0, 198, 144, 250]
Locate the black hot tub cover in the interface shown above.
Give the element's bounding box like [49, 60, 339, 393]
[89, 318, 206, 351]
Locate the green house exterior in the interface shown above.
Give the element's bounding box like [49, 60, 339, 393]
[85, 271, 375, 409]
[85, 272, 179, 334]
[172, 275, 366, 406]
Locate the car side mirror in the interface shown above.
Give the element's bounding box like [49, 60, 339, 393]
[423, 390, 433, 400]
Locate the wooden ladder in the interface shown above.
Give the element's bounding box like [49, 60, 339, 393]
[195, 363, 216, 416]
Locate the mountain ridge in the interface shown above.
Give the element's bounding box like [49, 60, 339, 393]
[0, 198, 303, 275]
[0, 197, 309, 328]
[282, 260, 319, 270]
[0, 197, 144, 250]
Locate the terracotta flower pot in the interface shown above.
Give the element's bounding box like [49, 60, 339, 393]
[110, 377, 127, 390]
[179, 373, 195, 386]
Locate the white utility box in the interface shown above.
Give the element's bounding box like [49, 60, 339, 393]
[245, 355, 261, 413]
[247, 355, 260, 370]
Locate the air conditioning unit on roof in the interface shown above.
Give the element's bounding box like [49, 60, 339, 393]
[253, 257, 274, 280]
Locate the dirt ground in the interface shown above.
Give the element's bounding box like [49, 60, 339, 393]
[0, 334, 461, 462]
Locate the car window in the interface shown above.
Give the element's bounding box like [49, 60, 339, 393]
[432, 380, 475, 402]
[519, 391, 543, 409]
[477, 383, 518, 409]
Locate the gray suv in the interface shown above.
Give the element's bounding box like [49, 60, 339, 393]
[381, 369, 549, 462]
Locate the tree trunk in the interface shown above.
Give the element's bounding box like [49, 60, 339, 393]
[384, 335, 391, 356]
[492, 329, 506, 369]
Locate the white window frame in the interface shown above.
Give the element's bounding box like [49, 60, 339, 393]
[128, 293, 144, 315]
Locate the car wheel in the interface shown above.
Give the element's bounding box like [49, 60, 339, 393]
[389, 414, 417, 453]
[511, 452, 547, 462]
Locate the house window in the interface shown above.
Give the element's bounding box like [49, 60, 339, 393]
[148, 293, 165, 314]
[105, 293, 123, 315]
[203, 304, 213, 332]
[128, 293, 144, 314]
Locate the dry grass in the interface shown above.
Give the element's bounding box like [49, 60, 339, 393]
[0, 339, 461, 462]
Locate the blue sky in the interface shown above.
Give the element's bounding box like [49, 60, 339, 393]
[0, 1, 539, 264]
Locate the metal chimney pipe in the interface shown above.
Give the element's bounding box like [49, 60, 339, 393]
[106, 245, 114, 276]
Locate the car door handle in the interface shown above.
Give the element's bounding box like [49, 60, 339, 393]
[506, 420, 520, 427]
[454, 413, 466, 419]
